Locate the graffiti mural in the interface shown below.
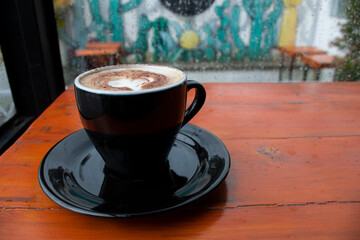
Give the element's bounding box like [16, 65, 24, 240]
[54, 0, 284, 64]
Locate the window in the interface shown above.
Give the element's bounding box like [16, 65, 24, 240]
[0, 46, 16, 127]
[0, 0, 65, 154]
[0, 0, 358, 153]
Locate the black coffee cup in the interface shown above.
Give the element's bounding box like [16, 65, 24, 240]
[74, 65, 206, 181]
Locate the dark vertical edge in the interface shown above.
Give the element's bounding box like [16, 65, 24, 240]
[0, 0, 65, 154]
[33, 0, 65, 100]
[0, 0, 65, 116]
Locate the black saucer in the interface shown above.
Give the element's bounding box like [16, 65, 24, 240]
[38, 124, 230, 218]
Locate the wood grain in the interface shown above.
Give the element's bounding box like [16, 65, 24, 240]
[1, 82, 360, 239]
[1, 204, 360, 240]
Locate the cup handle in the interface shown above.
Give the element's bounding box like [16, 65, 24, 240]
[183, 80, 206, 126]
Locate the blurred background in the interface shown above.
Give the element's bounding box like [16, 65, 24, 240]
[51, 0, 350, 85]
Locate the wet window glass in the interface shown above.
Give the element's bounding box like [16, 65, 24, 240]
[0, 45, 16, 127]
[53, 0, 359, 86]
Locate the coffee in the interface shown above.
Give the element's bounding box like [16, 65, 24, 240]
[79, 66, 183, 91]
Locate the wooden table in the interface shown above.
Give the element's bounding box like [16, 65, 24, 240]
[75, 42, 125, 71]
[1, 82, 360, 239]
[278, 46, 326, 81]
[301, 54, 336, 81]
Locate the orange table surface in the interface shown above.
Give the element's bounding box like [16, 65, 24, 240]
[1, 83, 360, 239]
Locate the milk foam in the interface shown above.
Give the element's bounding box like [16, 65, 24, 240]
[79, 66, 184, 92]
[108, 77, 155, 91]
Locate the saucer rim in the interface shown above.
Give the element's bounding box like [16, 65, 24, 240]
[38, 124, 230, 218]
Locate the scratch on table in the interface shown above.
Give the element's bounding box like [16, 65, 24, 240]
[257, 145, 283, 161]
[284, 101, 309, 105]
[208, 200, 360, 210]
[0, 207, 63, 211]
[0, 197, 32, 202]
[40, 126, 52, 133]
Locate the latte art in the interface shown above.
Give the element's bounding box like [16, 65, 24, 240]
[79, 66, 183, 92]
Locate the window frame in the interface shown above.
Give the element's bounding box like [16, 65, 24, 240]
[0, 0, 65, 154]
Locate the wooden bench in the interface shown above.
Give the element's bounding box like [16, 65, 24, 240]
[300, 54, 336, 81]
[278, 46, 326, 81]
[84, 42, 126, 56]
[75, 42, 125, 71]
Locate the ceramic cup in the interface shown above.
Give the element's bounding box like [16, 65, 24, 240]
[74, 64, 206, 181]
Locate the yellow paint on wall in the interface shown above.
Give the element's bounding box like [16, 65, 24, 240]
[278, 0, 303, 47]
[283, 0, 302, 8]
[179, 30, 200, 50]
